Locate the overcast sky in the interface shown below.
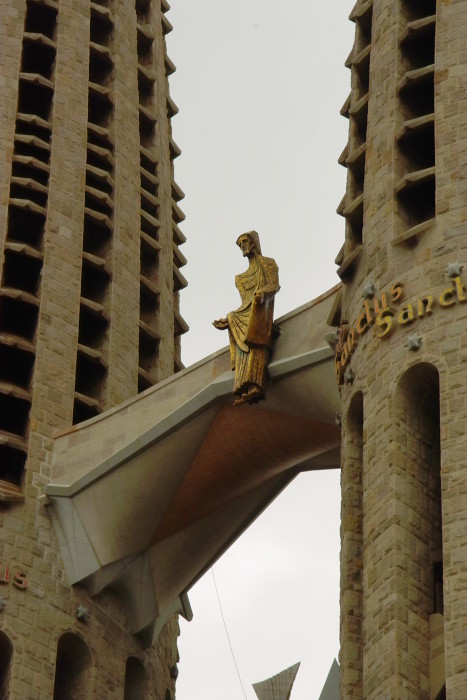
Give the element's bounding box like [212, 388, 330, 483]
[166, 2, 354, 698]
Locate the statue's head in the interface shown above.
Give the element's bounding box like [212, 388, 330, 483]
[236, 230, 262, 257]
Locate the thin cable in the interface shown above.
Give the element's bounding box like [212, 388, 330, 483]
[211, 567, 249, 700]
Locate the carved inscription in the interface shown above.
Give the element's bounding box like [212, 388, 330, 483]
[335, 276, 467, 385]
[0, 566, 28, 589]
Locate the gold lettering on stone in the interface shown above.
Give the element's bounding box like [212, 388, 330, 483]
[454, 276, 467, 302]
[439, 287, 455, 307]
[398, 304, 415, 325]
[375, 308, 394, 338]
[418, 295, 434, 318]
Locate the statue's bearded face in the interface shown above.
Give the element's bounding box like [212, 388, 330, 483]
[238, 235, 255, 257]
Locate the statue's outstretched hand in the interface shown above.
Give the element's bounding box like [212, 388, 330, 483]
[213, 318, 229, 330]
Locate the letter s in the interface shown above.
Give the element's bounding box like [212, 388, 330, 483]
[391, 282, 404, 304]
[375, 307, 394, 339]
[13, 571, 27, 589]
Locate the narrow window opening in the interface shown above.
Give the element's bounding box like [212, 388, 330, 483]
[140, 246, 158, 279]
[53, 633, 92, 700]
[88, 91, 113, 128]
[124, 657, 147, 700]
[0, 631, 13, 698]
[83, 217, 111, 258]
[135, 0, 150, 22]
[11, 159, 49, 186]
[17, 81, 53, 122]
[139, 329, 159, 371]
[0, 296, 38, 341]
[74, 351, 106, 400]
[396, 363, 442, 696]
[88, 52, 113, 86]
[24, 1, 57, 38]
[0, 344, 35, 389]
[433, 561, 443, 615]
[0, 393, 31, 437]
[80, 261, 110, 304]
[7, 205, 45, 248]
[73, 399, 100, 425]
[78, 306, 108, 348]
[2, 250, 42, 295]
[0, 444, 27, 486]
[399, 79, 434, 120]
[21, 37, 56, 79]
[89, 11, 113, 47]
[140, 150, 157, 176]
[402, 0, 436, 21]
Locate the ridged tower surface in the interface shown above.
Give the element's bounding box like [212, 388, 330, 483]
[252, 662, 301, 700]
[0, 0, 186, 694]
[336, 1, 467, 699]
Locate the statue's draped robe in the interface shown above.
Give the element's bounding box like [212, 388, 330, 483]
[227, 255, 280, 397]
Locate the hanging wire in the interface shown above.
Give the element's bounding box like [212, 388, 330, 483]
[211, 567, 249, 700]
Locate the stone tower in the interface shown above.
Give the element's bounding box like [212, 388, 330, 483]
[336, 0, 466, 698]
[0, 0, 186, 693]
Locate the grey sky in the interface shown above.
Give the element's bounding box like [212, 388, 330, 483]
[166, 2, 354, 697]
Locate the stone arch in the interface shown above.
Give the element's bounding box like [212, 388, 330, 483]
[395, 362, 443, 697]
[0, 629, 13, 697]
[123, 656, 147, 699]
[53, 632, 92, 700]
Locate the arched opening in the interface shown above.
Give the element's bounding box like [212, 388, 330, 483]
[0, 630, 13, 697]
[395, 363, 443, 698]
[53, 632, 92, 699]
[340, 391, 363, 698]
[124, 656, 147, 699]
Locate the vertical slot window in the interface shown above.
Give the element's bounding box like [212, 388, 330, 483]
[395, 363, 443, 697]
[395, 1, 436, 245]
[53, 633, 92, 699]
[74, 0, 115, 423]
[0, 632, 13, 699]
[0, 0, 58, 500]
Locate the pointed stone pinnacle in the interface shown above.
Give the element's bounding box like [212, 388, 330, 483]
[444, 262, 464, 278]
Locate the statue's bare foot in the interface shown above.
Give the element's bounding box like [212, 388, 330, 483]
[233, 395, 246, 406]
[233, 386, 264, 406]
[245, 386, 264, 404]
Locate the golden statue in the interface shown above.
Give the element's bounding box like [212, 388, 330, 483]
[213, 231, 280, 405]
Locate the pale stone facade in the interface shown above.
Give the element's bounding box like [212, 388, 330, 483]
[337, 0, 467, 698]
[0, 0, 185, 694]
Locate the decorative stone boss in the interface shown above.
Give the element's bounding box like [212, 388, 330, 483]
[213, 231, 280, 405]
